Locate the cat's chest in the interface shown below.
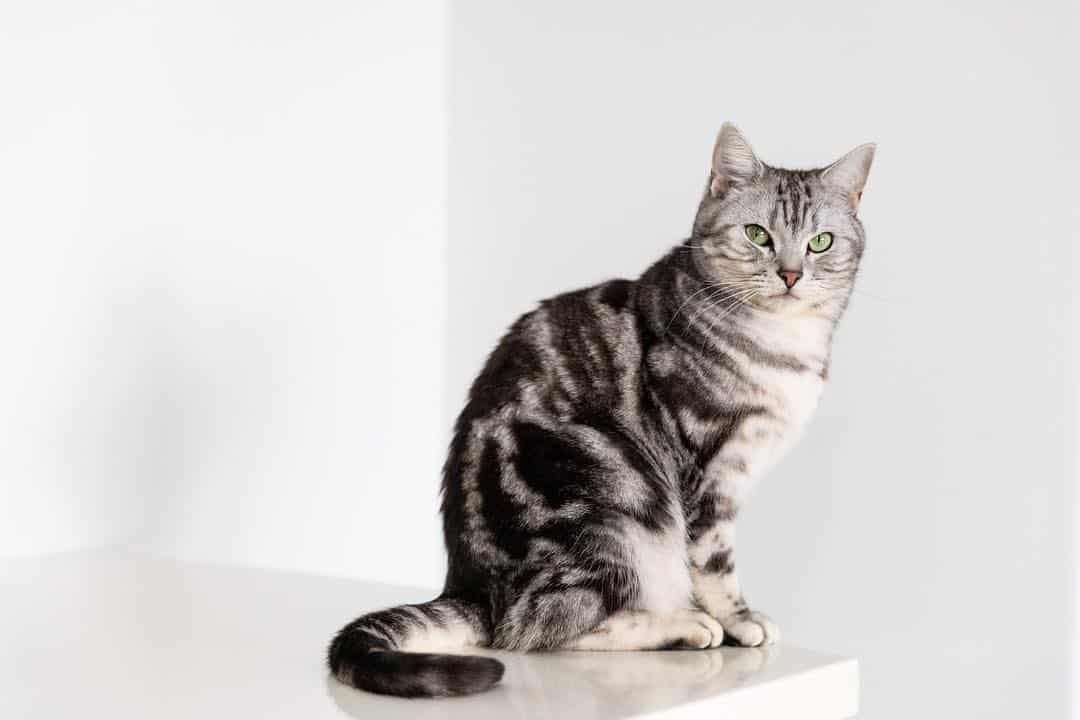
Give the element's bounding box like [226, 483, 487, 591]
[756, 365, 826, 427]
[720, 367, 825, 475]
[702, 328, 830, 480]
[738, 314, 830, 427]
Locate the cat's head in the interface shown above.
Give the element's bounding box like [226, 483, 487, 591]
[691, 124, 875, 317]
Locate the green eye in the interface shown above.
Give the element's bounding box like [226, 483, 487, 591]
[744, 224, 771, 246]
[808, 232, 833, 253]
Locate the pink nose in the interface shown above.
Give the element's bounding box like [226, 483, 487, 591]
[778, 270, 802, 289]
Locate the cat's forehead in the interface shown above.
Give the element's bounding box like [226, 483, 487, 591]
[733, 167, 840, 233]
[764, 168, 819, 231]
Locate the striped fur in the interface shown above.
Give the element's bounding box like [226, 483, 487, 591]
[327, 598, 503, 697]
[329, 124, 874, 696]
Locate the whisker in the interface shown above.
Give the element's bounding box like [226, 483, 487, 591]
[665, 282, 728, 332]
[847, 286, 904, 302]
[687, 288, 757, 335]
[698, 291, 757, 355]
[665, 276, 760, 332]
[816, 280, 904, 303]
[683, 289, 745, 330]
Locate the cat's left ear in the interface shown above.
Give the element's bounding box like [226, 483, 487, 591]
[821, 143, 876, 209]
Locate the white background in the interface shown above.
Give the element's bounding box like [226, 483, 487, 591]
[0, 0, 448, 585]
[0, 1, 1075, 719]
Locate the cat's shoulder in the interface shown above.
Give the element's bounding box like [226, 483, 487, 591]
[519, 278, 640, 335]
[537, 278, 636, 314]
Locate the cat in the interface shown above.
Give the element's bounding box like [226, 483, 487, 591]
[328, 123, 874, 697]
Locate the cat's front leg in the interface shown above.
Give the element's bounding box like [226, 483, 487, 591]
[688, 498, 780, 647]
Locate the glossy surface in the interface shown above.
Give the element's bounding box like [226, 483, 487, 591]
[0, 552, 858, 719]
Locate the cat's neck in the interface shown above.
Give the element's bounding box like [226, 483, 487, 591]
[639, 245, 839, 368]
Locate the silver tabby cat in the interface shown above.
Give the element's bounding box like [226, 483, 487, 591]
[328, 124, 875, 697]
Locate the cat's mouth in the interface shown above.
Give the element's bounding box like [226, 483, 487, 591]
[754, 289, 811, 312]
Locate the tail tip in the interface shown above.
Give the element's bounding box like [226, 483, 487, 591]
[329, 647, 506, 698]
[457, 655, 504, 695]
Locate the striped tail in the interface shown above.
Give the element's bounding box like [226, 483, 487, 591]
[327, 597, 504, 698]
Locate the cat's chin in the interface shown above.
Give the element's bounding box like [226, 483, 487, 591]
[752, 293, 834, 319]
[753, 293, 805, 311]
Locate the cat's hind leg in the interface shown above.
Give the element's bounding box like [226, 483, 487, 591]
[563, 609, 725, 651]
[491, 559, 638, 652]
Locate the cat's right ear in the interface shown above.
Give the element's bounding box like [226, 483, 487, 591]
[709, 123, 764, 198]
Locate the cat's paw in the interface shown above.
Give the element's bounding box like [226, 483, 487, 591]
[669, 609, 726, 649]
[719, 609, 780, 647]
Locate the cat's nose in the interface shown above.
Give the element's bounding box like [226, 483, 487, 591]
[777, 270, 802, 289]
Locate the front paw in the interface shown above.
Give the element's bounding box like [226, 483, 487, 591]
[720, 609, 780, 647]
[670, 609, 727, 649]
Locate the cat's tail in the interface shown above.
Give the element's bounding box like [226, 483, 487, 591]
[327, 597, 504, 698]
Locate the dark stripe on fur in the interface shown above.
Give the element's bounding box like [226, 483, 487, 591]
[327, 599, 503, 698]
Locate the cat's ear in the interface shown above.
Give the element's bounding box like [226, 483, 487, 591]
[709, 123, 764, 198]
[821, 143, 876, 209]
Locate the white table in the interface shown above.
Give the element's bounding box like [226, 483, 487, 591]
[0, 551, 858, 719]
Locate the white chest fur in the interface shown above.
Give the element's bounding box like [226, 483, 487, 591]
[733, 369, 823, 479]
[711, 312, 832, 495]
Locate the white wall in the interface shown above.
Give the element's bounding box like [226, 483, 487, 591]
[0, 2, 165, 557]
[448, 1, 1075, 718]
[0, 0, 449, 586]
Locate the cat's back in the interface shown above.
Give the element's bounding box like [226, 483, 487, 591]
[440, 277, 659, 590]
[462, 278, 646, 422]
